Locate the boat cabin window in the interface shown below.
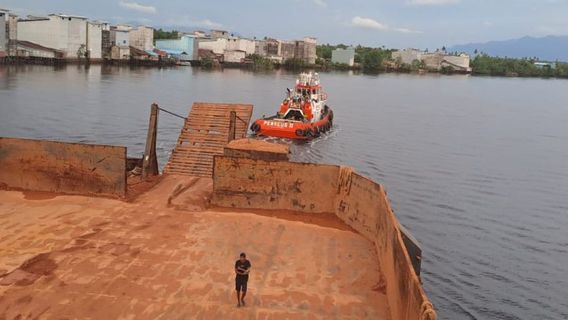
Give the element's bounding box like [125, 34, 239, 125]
[283, 108, 305, 121]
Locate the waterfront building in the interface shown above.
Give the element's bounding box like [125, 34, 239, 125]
[17, 14, 91, 59]
[280, 40, 295, 60]
[392, 48, 423, 65]
[110, 26, 130, 47]
[197, 38, 227, 55]
[155, 35, 197, 60]
[393, 48, 471, 72]
[110, 45, 129, 60]
[224, 50, 246, 63]
[129, 25, 153, 51]
[0, 9, 7, 57]
[109, 26, 130, 60]
[0, 9, 18, 57]
[86, 21, 103, 59]
[295, 37, 317, 64]
[254, 37, 316, 64]
[193, 30, 206, 38]
[331, 47, 355, 66]
[422, 52, 471, 72]
[254, 39, 266, 56]
[210, 29, 229, 40]
[226, 37, 255, 55]
[15, 40, 65, 58]
[101, 23, 111, 59]
[534, 61, 556, 69]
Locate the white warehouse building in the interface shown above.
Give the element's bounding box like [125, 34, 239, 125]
[17, 14, 102, 59]
[331, 47, 355, 66]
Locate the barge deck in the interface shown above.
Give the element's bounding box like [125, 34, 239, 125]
[0, 175, 389, 319]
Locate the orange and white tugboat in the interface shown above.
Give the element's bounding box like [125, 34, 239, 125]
[250, 72, 334, 140]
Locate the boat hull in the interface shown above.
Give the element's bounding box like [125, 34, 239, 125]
[251, 109, 334, 140]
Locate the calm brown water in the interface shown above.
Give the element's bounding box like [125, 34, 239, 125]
[1, 65, 568, 319]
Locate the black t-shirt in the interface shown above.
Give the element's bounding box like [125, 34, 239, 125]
[235, 259, 251, 279]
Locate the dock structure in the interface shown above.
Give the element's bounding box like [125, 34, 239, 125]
[164, 103, 253, 177]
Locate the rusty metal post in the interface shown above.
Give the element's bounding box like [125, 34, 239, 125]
[228, 111, 236, 142]
[142, 103, 159, 178]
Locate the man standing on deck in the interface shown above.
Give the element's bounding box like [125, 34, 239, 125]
[235, 252, 251, 307]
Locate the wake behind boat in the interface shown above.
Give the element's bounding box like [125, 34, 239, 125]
[250, 72, 334, 140]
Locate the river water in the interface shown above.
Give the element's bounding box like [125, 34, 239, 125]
[1, 65, 567, 319]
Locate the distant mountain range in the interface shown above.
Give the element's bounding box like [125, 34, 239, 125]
[448, 35, 568, 62]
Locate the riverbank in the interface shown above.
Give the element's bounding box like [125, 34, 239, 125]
[0, 56, 178, 67]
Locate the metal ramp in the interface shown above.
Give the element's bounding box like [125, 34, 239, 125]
[164, 103, 253, 177]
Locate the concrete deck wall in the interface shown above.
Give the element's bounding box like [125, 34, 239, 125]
[336, 172, 436, 320]
[211, 156, 437, 320]
[212, 156, 339, 213]
[0, 137, 126, 197]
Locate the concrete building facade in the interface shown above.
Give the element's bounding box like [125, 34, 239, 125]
[331, 47, 355, 66]
[210, 30, 228, 40]
[110, 45, 129, 60]
[0, 9, 7, 56]
[440, 54, 471, 71]
[198, 38, 227, 55]
[110, 27, 129, 47]
[392, 48, 423, 65]
[86, 21, 102, 59]
[226, 37, 255, 55]
[393, 48, 471, 72]
[129, 26, 153, 51]
[17, 14, 90, 59]
[280, 40, 295, 60]
[224, 50, 246, 63]
[6, 11, 18, 55]
[296, 37, 317, 64]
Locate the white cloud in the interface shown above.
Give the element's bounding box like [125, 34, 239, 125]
[408, 0, 460, 6]
[313, 0, 327, 7]
[351, 16, 422, 34]
[483, 21, 493, 27]
[394, 27, 423, 34]
[118, 1, 157, 14]
[351, 16, 388, 31]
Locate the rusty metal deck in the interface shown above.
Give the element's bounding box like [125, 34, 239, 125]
[164, 103, 253, 177]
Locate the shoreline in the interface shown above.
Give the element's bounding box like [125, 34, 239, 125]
[2, 58, 568, 79]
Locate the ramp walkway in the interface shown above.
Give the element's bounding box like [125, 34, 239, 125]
[164, 103, 253, 177]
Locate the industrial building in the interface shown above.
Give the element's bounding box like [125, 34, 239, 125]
[253, 37, 317, 64]
[17, 14, 86, 59]
[0, 8, 18, 57]
[0, 9, 7, 56]
[129, 25, 153, 51]
[226, 37, 255, 55]
[155, 35, 197, 61]
[392, 48, 471, 72]
[332, 47, 356, 66]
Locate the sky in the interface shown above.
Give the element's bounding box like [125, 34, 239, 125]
[2, 0, 568, 49]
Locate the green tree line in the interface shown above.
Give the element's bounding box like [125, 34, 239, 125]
[154, 28, 179, 41]
[471, 54, 568, 78]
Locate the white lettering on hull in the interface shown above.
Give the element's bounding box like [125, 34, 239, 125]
[263, 120, 295, 129]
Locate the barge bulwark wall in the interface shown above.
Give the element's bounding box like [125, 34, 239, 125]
[211, 156, 437, 320]
[0, 137, 126, 197]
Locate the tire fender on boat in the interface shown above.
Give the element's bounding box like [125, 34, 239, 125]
[251, 123, 261, 132]
[295, 129, 305, 137]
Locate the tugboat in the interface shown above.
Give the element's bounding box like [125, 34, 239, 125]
[250, 72, 333, 140]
